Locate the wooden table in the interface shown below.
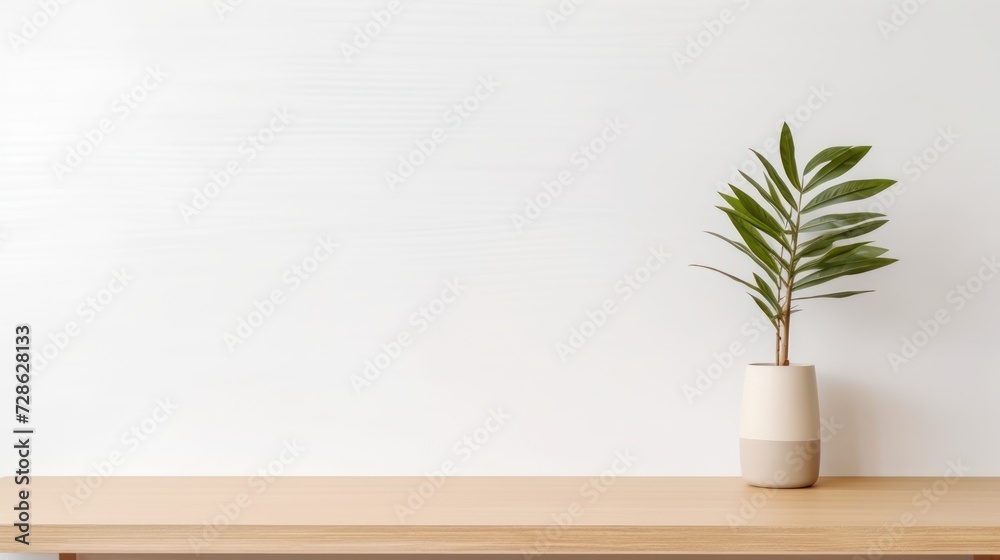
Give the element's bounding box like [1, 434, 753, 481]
[2, 477, 999, 557]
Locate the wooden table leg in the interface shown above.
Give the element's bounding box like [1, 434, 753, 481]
[59, 554, 76, 560]
[974, 556, 1000, 560]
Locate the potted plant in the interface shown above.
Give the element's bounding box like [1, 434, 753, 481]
[693, 123, 897, 488]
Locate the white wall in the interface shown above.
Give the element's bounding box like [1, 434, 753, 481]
[1, 0, 998, 481]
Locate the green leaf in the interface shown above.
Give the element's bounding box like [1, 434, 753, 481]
[741, 171, 790, 223]
[794, 258, 897, 291]
[764, 172, 797, 211]
[797, 220, 888, 259]
[802, 179, 896, 213]
[800, 212, 885, 233]
[690, 264, 758, 293]
[726, 212, 790, 271]
[716, 203, 791, 252]
[804, 146, 851, 175]
[806, 241, 872, 263]
[754, 273, 779, 309]
[779, 123, 801, 191]
[705, 231, 779, 283]
[798, 243, 887, 272]
[727, 217, 781, 271]
[751, 149, 798, 208]
[750, 294, 779, 325]
[727, 186, 786, 239]
[804, 146, 871, 192]
[793, 290, 874, 301]
[826, 241, 872, 254]
[818, 245, 888, 268]
[764, 179, 791, 222]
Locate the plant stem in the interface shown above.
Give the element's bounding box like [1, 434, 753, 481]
[774, 321, 781, 366]
[779, 298, 791, 365]
[778, 180, 806, 366]
[774, 246, 785, 366]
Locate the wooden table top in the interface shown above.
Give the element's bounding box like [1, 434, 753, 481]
[2, 476, 999, 554]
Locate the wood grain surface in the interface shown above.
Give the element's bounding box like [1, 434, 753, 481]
[2, 477, 999, 553]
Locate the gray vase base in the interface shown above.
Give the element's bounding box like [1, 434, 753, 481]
[740, 437, 820, 488]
